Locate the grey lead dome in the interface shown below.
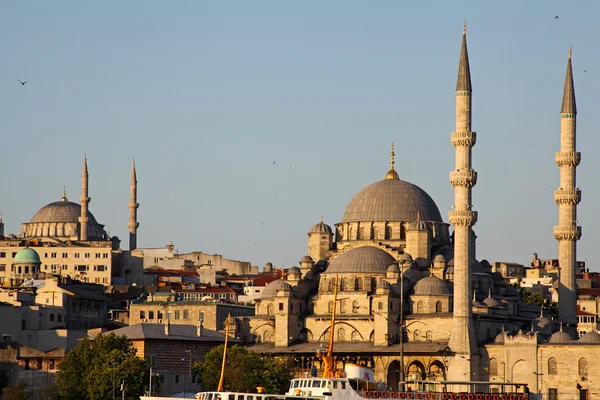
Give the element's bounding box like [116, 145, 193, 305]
[325, 246, 396, 275]
[341, 179, 442, 223]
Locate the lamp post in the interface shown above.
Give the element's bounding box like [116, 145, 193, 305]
[185, 350, 192, 397]
[399, 259, 405, 392]
[113, 363, 117, 400]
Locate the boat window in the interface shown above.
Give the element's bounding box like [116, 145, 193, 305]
[302, 380, 307, 388]
[257, 397, 262, 400]
[247, 396, 254, 400]
[341, 382, 346, 389]
[293, 381, 299, 388]
[229, 396, 235, 400]
[312, 380, 321, 387]
[237, 395, 244, 400]
[333, 381, 338, 389]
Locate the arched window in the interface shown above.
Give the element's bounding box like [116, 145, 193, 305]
[386, 225, 393, 239]
[256, 334, 262, 343]
[352, 330, 361, 341]
[328, 279, 335, 292]
[328, 301, 333, 313]
[579, 358, 588, 377]
[343, 277, 350, 291]
[435, 301, 443, 313]
[349, 226, 353, 239]
[416, 301, 424, 314]
[489, 358, 498, 375]
[267, 304, 273, 315]
[324, 331, 330, 342]
[548, 357, 557, 375]
[357, 277, 363, 290]
[264, 330, 272, 341]
[413, 330, 420, 341]
[369, 330, 375, 342]
[338, 328, 346, 341]
[352, 300, 359, 313]
[426, 331, 432, 341]
[340, 300, 347, 313]
[372, 226, 378, 239]
[359, 227, 365, 240]
[400, 225, 406, 240]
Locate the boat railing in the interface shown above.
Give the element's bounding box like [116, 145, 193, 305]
[358, 391, 530, 400]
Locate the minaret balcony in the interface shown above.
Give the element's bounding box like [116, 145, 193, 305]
[555, 151, 581, 167]
[553, 225, 582, 241]
[449, 170, 477, 187]
[448, 210, 478, 226]
[451, 131, 476, 147]
[554, 189, 581, 205]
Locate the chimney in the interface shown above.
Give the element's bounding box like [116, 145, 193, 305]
[164, 318, 170, 336]
[197, 318, 203, 337]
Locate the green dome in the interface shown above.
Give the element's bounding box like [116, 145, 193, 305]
[14, 248, 41, 264]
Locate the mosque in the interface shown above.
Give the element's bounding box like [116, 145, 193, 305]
[243, 25, 599, 399]
[0, 157, 139, 286]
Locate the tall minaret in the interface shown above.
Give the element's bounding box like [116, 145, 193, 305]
[554, 47, 581, 336]
[79, 154, 90, 241]
[448, 21, 478, 383]
[128, 159, 139, 251]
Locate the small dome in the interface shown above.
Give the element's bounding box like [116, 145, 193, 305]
[310, 217, 333, 234]
[413, 276, 451, 296]
[387, 264, 400, 273]
[407, 219, 428, 231]
[300, 255, 314, 264]
[377, 280, 391, 289]
[434, 254, 445, 262]
[288, 266, 301, 275]
[400, 253, 413, 263]
[483, 297, 501, 308]
[535, 315, 552, 328]
[579, 331, 600, 343]
[261, 279, 292, 299]
[494, 332, 505, 344]
[325, 246, 396, 275]
[13, 247, 41, 264]
[548, 330, 573, 343]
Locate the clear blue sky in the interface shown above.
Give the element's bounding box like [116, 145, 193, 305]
[1, 1, 599, 271]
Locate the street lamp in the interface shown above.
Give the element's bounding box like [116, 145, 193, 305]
[113, 362, 117, 400]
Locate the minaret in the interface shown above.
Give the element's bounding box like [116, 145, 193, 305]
[448, 21, 478, 382]
[128, 159, 139, 251]
[554, 47, 581, 336]
[79, 154, 90, 241]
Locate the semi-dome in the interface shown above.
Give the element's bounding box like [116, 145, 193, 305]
[434, 254, 446, 262]
[483, 296, 502, 308]
[341, 179, 442, 223]
[288, 266, 301, 275]
[413, 276, 451, 296]
[548, 330, 573, 343]
[400, 253, 413, 263]
[325, 246, 395, 275]
[387, 264, 400, 273]
[376, 280, 391, 289]
[300, 255, 314, 263]
[13, 248, 41, 264]
[261, 279, 292, 299]
[579, 331, 600, 343]
[30, 196, 98, 225]
[494, 332, 506, 344]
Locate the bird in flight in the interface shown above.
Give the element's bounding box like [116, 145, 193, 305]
[17, 79, 27, 86]
[553, 16, 560, 20]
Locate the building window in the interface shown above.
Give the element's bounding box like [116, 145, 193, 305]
[579, 358, 588, 377]
[157, 311, 163, 320]
[74, 253, 80, 259]
[0, 253, 5, 258]
[547, 357, 557, 375]
[51, 253, 57, 258]
[352, 300, 359, 313]
[140, 311, 146, 320]
[175, 310, 180, 320]
[338, 328, 346, 341]
[278, 303, 284, 311]
[183, 310, 189, 320]
[435, 301, 443, 313]
[103, 253, 109, 259]
[148, 311, 154, 320]
[84, 253, 90, 258]
[426, 331, 432, 341]
[62, 253, 68, 258]
[267, 304, 273, 315]
[49, 314, 54, 322]
[378, 302, 383, 310]
[49, 359, 56, 370]
[340, 300, 346, 313]
[175, 375, 179, 383]
[95, 253, 101, 258]
[416, 301, 424, 314]
[548, 389, 558, 400]
[57, 314, 62, 322]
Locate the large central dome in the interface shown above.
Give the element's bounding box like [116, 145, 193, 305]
[341, 179, 443, 223]
[30, 198, 98, 224]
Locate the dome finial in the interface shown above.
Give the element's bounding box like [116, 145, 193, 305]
[463, 19, 467, 35]
[61, 186, 67, 202]
[568, 45, 572, 59]
[385, 143, 400, 180]
[320, 214, 323, 223]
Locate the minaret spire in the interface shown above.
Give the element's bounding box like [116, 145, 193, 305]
[128, 159, 140, 251]
[385, 143, 400, 180]
[554, 48, 581, 336]
[79, 154, 90, 241]
[448, 22, 478, 387]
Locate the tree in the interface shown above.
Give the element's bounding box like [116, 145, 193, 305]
[198, 345, 294, 394]
[2, 381, 28, 400]
[56, 333, 149, 400]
